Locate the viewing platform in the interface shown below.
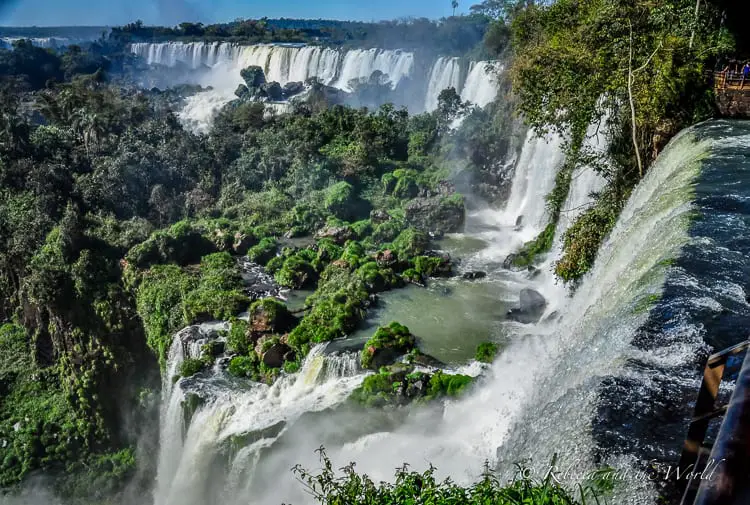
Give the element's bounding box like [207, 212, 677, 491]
[712, 71, 750, 117]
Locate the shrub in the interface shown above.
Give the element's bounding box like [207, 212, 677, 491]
[227, 355, 259, 379]
[292, 448, 603, 504]
[247, 238, 278, 265]
[227, 319, 249, 355]
[361, 322, 416, 369]
[475, 342, 499, 364]
[179, 358, 205, 379]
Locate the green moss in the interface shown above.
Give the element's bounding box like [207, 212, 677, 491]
[227, 318, 250, 355]
[125, 220, 217, 270]
[402, 268, 422, 285]
[275, 254, 318, 289]
[283, 361, 301, 374]
[135, 253, 249, 367]
[371, 219, 403, 243]
[391, 228, 429, 260]
[361, 322, 416, 370]
[227, 355, 259, 379]
[247, 237, 278, 265]
[427, 371, 473, 398]
[178, 358, 205, 378]
[475, 342, 499, 363]
[511, 222, 556, 268]
[413, 255, 451, 277]
[356, 262, 400, 292]
[249, 298, 293, 332]
[340, 241, 366, 269]
[555, 190, 622, 283]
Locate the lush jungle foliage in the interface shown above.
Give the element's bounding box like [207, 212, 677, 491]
[0, 27, 504, 499]
[110, 15, 499, 58]
[504, 0, 735, 282]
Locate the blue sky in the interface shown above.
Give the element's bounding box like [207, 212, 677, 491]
[0, 0, 472, 26]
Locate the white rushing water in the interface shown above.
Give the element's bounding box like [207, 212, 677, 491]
[424, 57, 462, 111]
[460, 61, 500, 108]
[131, 42, 500, 131]
[151, 126, 710, 505]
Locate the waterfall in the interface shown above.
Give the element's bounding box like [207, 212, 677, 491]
[131, 42, 500, 131]
[461, 61, 500, 108]
[154, 337, 363, 505]
[424, 57, 462, 111]
[149, 120, 748, 505]
[332, 48, 414, 91]
[501, 130, 566, 240]
[130, 42, 411, 89]
[553, 114, 610, 241]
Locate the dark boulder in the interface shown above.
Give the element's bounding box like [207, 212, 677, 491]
[462, 271, 487, 280]
[404, 196, 465, 235]
[282, 81, 305, 98]
[507, 288, 548, 324]
[233, 233, 256, 254]
[262, 343, 293, 368]
[235, 84, 250, 99]
[315, 225, 356, 245]
[240, 65, 266, 88]
[261, 81, 283, 101]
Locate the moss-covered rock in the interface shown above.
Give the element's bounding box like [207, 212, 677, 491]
[391, 228, 429, 261]
[360, 322, 416, 370]
[475, 342, 499, 363]
[247, 237, 278, 265]
[248, 298, 295, 336]
[412, 254, 452, 277]
[404, 194, 465, 234]
[350, 364, 473, 408]
[274, 254, 318, 289]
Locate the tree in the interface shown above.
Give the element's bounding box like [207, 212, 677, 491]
[452, 0, 459, 16]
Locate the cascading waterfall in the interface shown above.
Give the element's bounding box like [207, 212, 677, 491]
[424, 57, 462, 111]
[154, 332, 363, 505]
[460, 61, 500, 108]
[243, 123, 708, 505]
[149, 121, 733, 505]
[130, 42, 500, 132]
[553, 113, 610, 241]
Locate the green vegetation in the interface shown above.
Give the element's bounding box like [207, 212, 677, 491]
[360, 322, 417, 370]
[135, 252, 249, 366]
[293, 448, 605, 504]
[351, 364, 473, 408]
[475, 341, 500, 363]
[506, 0, 732, 283]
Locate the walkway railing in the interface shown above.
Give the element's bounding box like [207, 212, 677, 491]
[712, 71, 750, 91]
[679, 340, 750, 505]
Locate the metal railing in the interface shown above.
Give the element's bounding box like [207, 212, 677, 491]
[679, 340, 750, 505]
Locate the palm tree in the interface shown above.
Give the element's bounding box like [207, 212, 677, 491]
[452, 0, 459, 16]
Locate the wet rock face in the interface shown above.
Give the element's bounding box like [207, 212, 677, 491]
[507, 288, 548, 324]
[262, 343, 293, 368]
[282, 81, 304, 99]
[404, 196, 465, 235]
[314, 225, 356, 245]
[462, 271, 487, 280]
